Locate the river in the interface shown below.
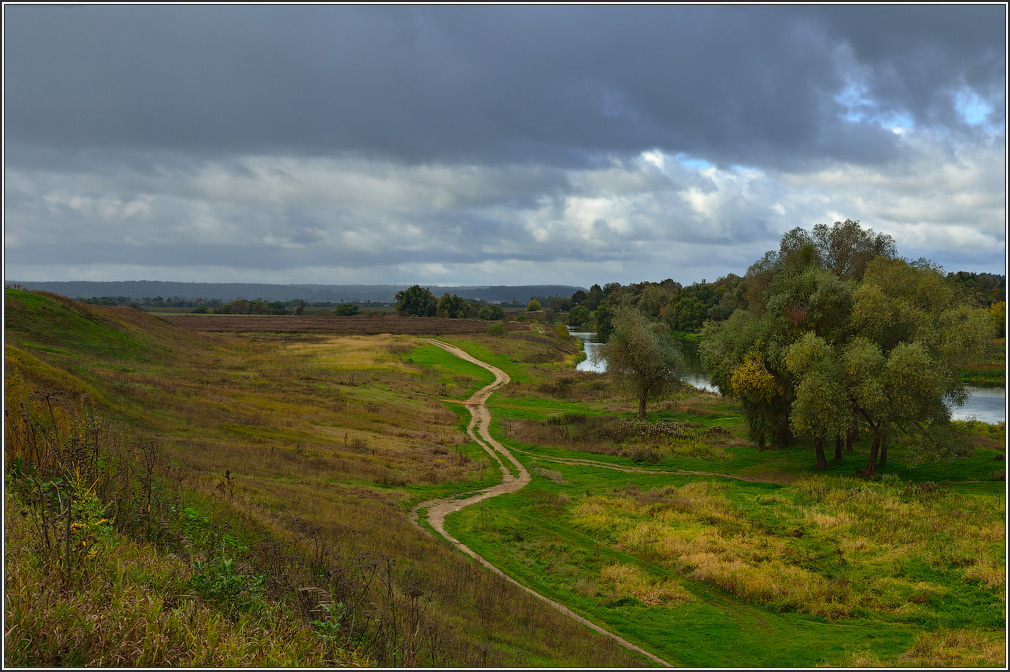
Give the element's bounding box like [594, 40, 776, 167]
[568, 328, 1006, 424]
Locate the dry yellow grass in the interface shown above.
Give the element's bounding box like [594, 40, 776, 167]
[598, 563, 692, 606]
[568, 477, 1004, 622]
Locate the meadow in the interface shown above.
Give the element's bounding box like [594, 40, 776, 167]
[4, 289, 1005, 667]
[4, 290, 642, 667]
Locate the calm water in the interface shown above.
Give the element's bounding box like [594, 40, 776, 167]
[568, 329, 1006, 424]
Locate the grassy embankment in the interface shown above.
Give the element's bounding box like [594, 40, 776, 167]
[958, 337, 1007, 386]
[4, 289, 644, 667]
[439, 339, 1006, 667]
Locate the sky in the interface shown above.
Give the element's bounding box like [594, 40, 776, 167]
[3, 5, 1006, 289]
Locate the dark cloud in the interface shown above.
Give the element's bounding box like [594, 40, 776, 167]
[5, 5, 1003, 170]
[3, 6, 1004, 287]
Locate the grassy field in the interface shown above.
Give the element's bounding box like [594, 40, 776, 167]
[5, 288, 1005, 667]
[440, 364, 1006, 667]
[4, 289, 643, 667]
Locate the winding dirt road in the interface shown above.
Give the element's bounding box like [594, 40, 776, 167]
[410, 339, 671, 668]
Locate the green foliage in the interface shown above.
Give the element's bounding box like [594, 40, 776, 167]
[190, 555, 265, 616]
[478, 304, 504, 321]
[567, 304, 590, 326]
[437, 293, 471, 318]
[671, 296, 707, 332]
[989, 301, 1005, 338]
[594, 304, 614, 341]
[334, 302, 360, 316]
[394, 285, 437, 317]
[598, 307, 685, 418]
[527, 299, 542, 312]
[486, 321, 508, 337]
[703, 223, 996, 474]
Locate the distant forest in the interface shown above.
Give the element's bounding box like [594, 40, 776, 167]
[3, 281, 584, 305]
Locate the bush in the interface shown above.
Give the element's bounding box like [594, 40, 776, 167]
[334, 302, 360, 316]
[527, 299, 542, 312]
[486, 321, 508, 337]
[478, 304, 504, 321]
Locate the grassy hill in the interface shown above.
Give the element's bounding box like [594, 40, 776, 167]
[5, 289, 1004, 667]
[4, 289, 642, 667]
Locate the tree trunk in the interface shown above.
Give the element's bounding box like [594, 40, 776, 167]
[638, 394, 647, 419]
[815, 438, 828, 469]
[864, 433, 881, 476]
[879, 442, 888, 466]
[846, 431, 854, 454]
[834, 437, 843, 461]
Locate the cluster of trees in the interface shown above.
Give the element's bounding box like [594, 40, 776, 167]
[700, 221, 994, 475]
[558, 275, 746, 339]
[946, 272, 1006, 338]
[393, 285, 505, 320]
[947, 271, 1005, 306]
[209, 298, 291, 315]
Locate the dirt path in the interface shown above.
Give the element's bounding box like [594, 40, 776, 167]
[411, 339, 671, 668]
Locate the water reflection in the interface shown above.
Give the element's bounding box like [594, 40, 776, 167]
[952, 386, 1006, 424]
[568, 328, 1005, 423]
[568, 329, 605, 373]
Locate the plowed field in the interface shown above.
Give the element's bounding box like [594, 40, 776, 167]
[162, 314, 531, 335]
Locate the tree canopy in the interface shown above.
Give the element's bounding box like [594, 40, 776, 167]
[702, 221, 993, 474]
[394, 285, 437, 317]
[478, 304, 504, 321]
[437, 293, 472, 319]
[596, 306, 685, 419]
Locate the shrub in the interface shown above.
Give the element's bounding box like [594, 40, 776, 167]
[478, 304, 504, 321]
[486, 321, 508, 337]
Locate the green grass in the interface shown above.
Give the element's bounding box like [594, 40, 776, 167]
[5, 291, 648, 668]
[445, 457, 1003, 666]
[439, 353, 1005, 667]
[4, 289, 172, 363]
[6, 289, 1003, 668]
[402, 342, 496, 398]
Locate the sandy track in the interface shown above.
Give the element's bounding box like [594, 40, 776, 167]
[411, 339, 671, 668]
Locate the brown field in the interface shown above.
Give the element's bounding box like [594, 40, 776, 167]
[163, 314, 532, 335]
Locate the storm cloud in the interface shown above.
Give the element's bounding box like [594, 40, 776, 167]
[4, 5, 1005, 286]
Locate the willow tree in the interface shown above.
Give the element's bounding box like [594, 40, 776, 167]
[703, 223, 993, 474]
[596, 307, 685, 419]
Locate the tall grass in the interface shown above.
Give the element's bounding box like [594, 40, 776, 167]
[5, 291, 650, 667]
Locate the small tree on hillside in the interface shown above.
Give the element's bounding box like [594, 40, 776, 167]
[527, 299, 542, 312]
[596, 307, 686, 419]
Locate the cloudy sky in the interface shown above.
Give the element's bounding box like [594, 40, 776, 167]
[4, 5, 1005, 288]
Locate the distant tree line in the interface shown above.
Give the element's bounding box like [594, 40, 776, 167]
[15, 280, 583, 305]
[555, 274, 747, 340]
[78, 295, 385, 315]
